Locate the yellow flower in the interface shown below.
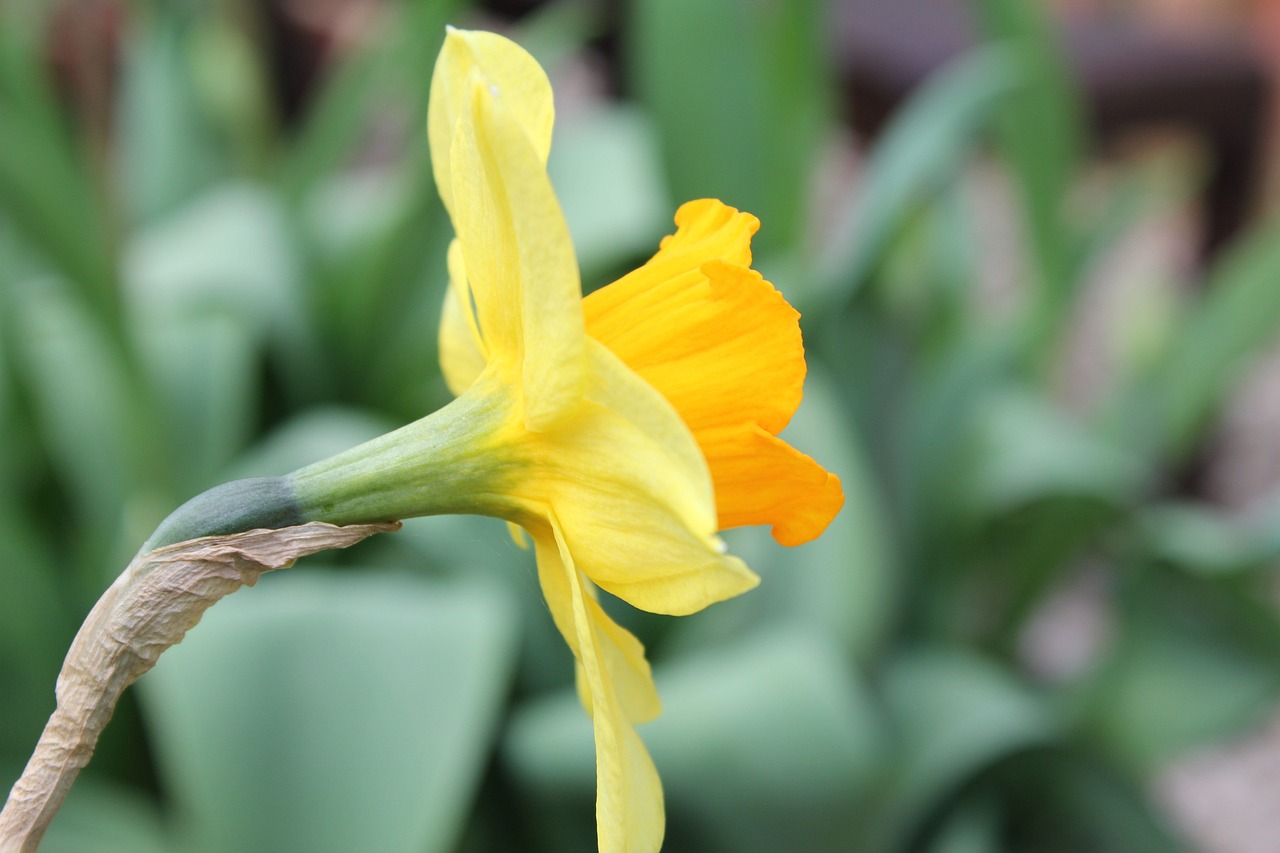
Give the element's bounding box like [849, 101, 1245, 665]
[288, 27, 842, 853]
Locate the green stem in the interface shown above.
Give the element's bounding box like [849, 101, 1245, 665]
[144, 381, 523, 552]
[141, 477, 303, 552]
[289, 383, 521, 525]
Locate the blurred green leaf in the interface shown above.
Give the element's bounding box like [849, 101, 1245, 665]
[0, 26, 119, 329]
[398, 512, 576, 703]
[0, 492, 69, 761]
[1082, 573, 1280, 769]
[972, 0, 1084, 356]
[308, 161, 449, 399]
[908, 181, 985, 349]
[506, 628, 886, 853]
[627, 0, 828, 257]
[126, 184, 299, 329]
[927, 796, 1000, 853]
[1137, 502, 1280, 577]
[0, 235, 71, 736]
[115, 12, 226, 225]
[41, 777, 167, 853]
[280, 0, 458, 202]
[986, 749, 1188, 852]
[1148, 214, 1280, 458]
[817, 48, 1017, 302]
[229, 407, 395, 478]
[9, 277, 146, 550]
[125, 185, 307, 491]
[141, 315, 256, 493]
[963, 390, 1137, 652]
[970, 390, 1143, 514]
[514, 0, 604, 73]
[654, 630, 885, 852]
[141, 570, 518, 853]
[893, 333, 1016, 567]
[294, 167, 438, 408]
[549, 105, 670, 280]
[871, 648, 1057, 850]
[0, 490, 69, 669]
[187, 13, 277, 179]
[278, 50, 378, 202]
[976, 498, 1115, 652]
[1066, 165, 1170, 301]
[853, 176, 988, 373]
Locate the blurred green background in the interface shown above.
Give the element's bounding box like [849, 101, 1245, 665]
[5, 0, 1280, 850]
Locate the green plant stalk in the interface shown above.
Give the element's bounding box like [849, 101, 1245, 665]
[145, 383, 522, 552]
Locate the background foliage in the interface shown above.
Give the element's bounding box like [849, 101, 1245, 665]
[3, 0, 1280, 850]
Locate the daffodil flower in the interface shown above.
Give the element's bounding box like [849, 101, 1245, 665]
[145, 27, 842, 853]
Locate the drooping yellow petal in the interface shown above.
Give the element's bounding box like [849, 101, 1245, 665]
[438, 240, 488, 396]
[696, 423, 846, 546]
[526, 341, 758, 616]
[428, 27, 555, 217]
[534, 525, 661, 724]
[448, 74, 584, 429]
[536, 517, 665, 853]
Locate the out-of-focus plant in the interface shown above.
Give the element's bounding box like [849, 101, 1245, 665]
[5, 0, 1280, 850]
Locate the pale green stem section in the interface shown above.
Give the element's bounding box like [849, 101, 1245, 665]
[289, 380, 524, 526]
[144, 381, 522, 555]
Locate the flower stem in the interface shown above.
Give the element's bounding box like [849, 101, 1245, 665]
[141, 476, 304, 552]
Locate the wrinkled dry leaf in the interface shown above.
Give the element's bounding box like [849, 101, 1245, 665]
[0, 521, 398, 853]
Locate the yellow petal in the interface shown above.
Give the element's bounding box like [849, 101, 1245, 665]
[448, 75, 584, 429]
[586, 259, 803, 434]
[534, 528, 661, 724]
[528, 342, 759, 615]
[587, 200, 757, 309]
[507, 520, 530, 549]
[536, 516, 664, 853]
[585, 204, 845, 544]
[698, 423, 844, 546]
[438, 239, 489, 396]
[428, 28, 554, 217]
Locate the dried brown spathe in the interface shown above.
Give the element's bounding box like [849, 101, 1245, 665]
[0, 521, 398, 853]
